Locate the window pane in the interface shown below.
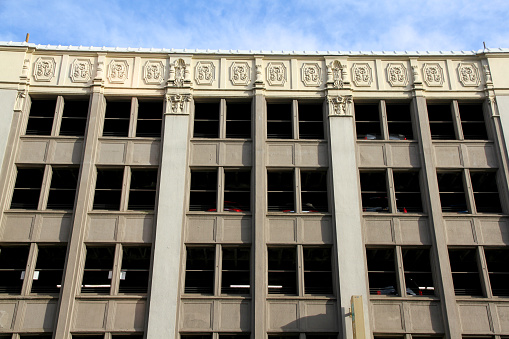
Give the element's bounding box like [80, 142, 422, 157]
[119, 247, 151, 293]
[298, 103, 323, 139]
[190, 170, 217, 211]
[459, 103, 488, 140]
[386, 103, 413, 140]
[437, 172, 468, 213]
[0, 246, 29, 294]
[355, 103, 381, 140]
[136, 101, 162, 137]
[470, 171, 502, 213]
[360, 171, 388, 213]
[60, 99, 89, 136]
[93, 168, 124, 210]
[485, 248, 509, 296]
[31, 246, 67, 294]
[402, 248, 434, 296]
[393, 171, 422, 213]
[303, 247, 333, 295]
[267, 171, 294, 212]
[81, 247, 115, 294]
[428, 104, 455, 140]
[103, 101, 131, 137]
[448, 248, 482, 296]
[26, 99, 56, 135]
[185, 247, 215, 294]
[11, 167, 44, 209]
[128, 169, 158, 210]
[226, 102, 251, 138]
[221, 247, 250, 294]
[194, 102, 219, 138]
[224, 170, 250, 212]
[47, 168, 79, 210]
[267, 103, 292, 139]
[268, 248, 296, 295]
[366, 248, 398, 295]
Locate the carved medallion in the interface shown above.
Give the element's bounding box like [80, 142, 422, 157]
[422, 63, 444, 87]
[328, 95, 353, 116]
[70, 59, 92, 83]
[166, 94, 192, 114]
[195, 61, 215, 85]
[143, 60, 164, 85]
[230, 62, 251, 86]
[386, 63, 408, 87]
[33, 57, 56, 82]
[458, 63, 480, 87]
[107, 60, 129, 83]
[351, 63, 372, 87]
[329, 60, 344, 88]
[266, 62, 287, 86]
[301, 63, 322, 87]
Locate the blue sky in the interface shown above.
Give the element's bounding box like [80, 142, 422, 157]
[1, 0, 508, 52]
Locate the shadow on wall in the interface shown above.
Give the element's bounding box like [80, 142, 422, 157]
[274, 307, 340, 333]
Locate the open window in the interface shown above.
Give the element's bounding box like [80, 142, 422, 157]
[72, 335, 104, 339]
[470, 171, 502, 213]
[218, 335, 250, 339]
[60, 99, 89, 136]
[386, 103, 413, 140]
[298, 103, 324, 139]
[226, 102, 251, 138]
[26, 99, 56, 135]
[268, 247, 297, 295]
[0, 245, 29, 294]
[267, 103, 292, 139]
[484, 248, 509, 297]
[128, 169, 158, 210]
[93, 168, 124, 210]
[193, 102, 220, 138]
[136, 100, 163, 137]
[181, 336, 212, 339]
[19, 335, 53, 339]
[11, 167, 44, 209]
[111, 335, 144, 339]
[355, 103, 381, 140]
[448, 248, 482, 296]
[402, 248, 434, 296]
[437, 171, 467, 213]
[303, 247, 333, 295]
[360, 171, 388, 213]
[366, 248, 398, 295]
[103, 100, 131, 137]
[267, 171, 294, 212]
[224, 170, 251, 212]
[81, 246, 115, 294]
[119, 247, 151, 293]
[458, 103, 488, 140]
[221, 247, 250, 294]
[31, 246, 67, 294]
[301, 170, 328, 212]
[427, 104, 456, 140]
[184, 247, 215, 294]
[189, 170, 217, 211]
[47, 167, 79, 210]
[393, 171, 422, 213]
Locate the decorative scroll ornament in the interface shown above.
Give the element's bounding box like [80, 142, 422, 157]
[330, 60, 344, 88]
[174, 59, 186, 87]
[422, 63, 444, 87]
[14, 90, 27, 111]
[266, 62, 287, 86]
[255, 64, 263, 83]
[70, 59, 92, 83]
[411, 65, 421, 84]
[166, 94, 191, 114]
[301, 63, 322, 87]
[195, 61, 215, 85]
[386, 63, 408, 86]
[143, 60, 164, 84]
[107, 60, 129, 83]
[21, 58, 30, 79]
[483, 64, 493, 84]
[458, 63, 480, 87]
[351, 63, 372, 87]
[328, 95, 353, 116]
[33, 57, 56, 82]
[230, 62, 251, 85]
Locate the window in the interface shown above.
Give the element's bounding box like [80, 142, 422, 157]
[268, 246, 333, 296]
[193, 100, 251, 139]
[11, 166, 79, 210]
[103, 98, 163, 138]
[181, 335, 251, 339]
[470, 171, 502, 213]
[355, 101, 413, 140]
[221, 247, 250, 294]
[81, 245, 151, 294]
[184, 247, 215, 294]
[31, 245, 67, 294]
[427, 101, 488, 140]
[448, 248, 482, 296]
[26, 96, 89, 137]
[0, 245, 29, 294]
[360, 170, 423, 213]
[267, 101, 324, 139]
[484, 248, 509, 297]
[366, 247, 434, 296]
[93, 167, 158, 211]
[267, 169, 328, 213]
[189, 168, 251, 212]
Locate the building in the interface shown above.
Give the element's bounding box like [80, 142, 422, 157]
[0, 41, 508, 339]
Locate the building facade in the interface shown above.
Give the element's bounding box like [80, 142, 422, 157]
[0, 42, 509, 339]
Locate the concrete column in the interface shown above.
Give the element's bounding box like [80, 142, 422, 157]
[0, 89, 16, 171]
[146, 93, 192, 339]
[327, 95, 371, 339]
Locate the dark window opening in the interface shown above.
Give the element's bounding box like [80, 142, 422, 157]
[128, 169, 158, 210]
[0, 246, 29, 294]
[224, 170, 250, 212]
[47, 167, 79, 210]
[470, 171, 502, 213]
[189, 170, 217, 211]
[301, 171, 328, 212]
[298, 103, 324, 139]
[103, 101, 131, 137]
[267, 103, 292, 139]
[485, 248, 509, 297]
[459, 103, 488, 140]
[427, 104, 455, 140]
[194, 102, 220, 138]
[72, 336, 104, 339]
[366, 248, 398, 295]
[360, 171, 388, 213]
[93, 168, 124, 210]
[11, 167, 44, 209]
[111, 335, 144, 339]
[81, 246, 115, 294]
[355, 103, 381, 140]
[268, 336, 299, 339]
[181, 336, 212, 339]
[386, 103, 413, 140]
[226, 102, 251, 138]
[267, 171, 294, 212]
[448, 248, 482, 296]
[393, 171, 422, 213]
[219, 335, 251, 339]
[19, 335, 53, 339]
[119, 247, 151, 293]
[437, 172, 467, 213]
[306, 336, 339, 339]
[26, 99, 56, 135]
[303, 247, 333, 295]
[60, 99, 89, 136]
[136, 101, 163, 137]
[268, 247, 296, 295]
[31, 246, 67, 294]
[185, 247, 215, 294]
[402, 248, 434, 296]
[221, 247, 250, 294]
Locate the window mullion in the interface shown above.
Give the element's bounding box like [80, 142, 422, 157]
[21, 243, 39, 296]
[463, 169, 476, 214]
[217, 168, 224, 213]
[477, 246, 492, 298]
[110, 243, 123, 295]
[52, 96, 64, 136]
[379, 100, 389, 140]
[292, 99, 298, 139]
[39, 165, 52, 210]
[128, 97, 138, 138]
[219, 99, 226, 139]
[395, 246, 406, 297]
[215, 244, 221, 296]
[297, 245, 304, 296]
[451, 100, 463, 140]
[120, 166, 131, 212]
[295, 168, 301, 213]
[386, 168, 397, 213]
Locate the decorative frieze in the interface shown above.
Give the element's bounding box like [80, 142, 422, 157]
[266, 62, 287, 86]
[351, 63, 372, 87]
[458, 63, 480, 87]
[70, 59, 92, 83]
[422, 63, 444, 87]
[165, 94, 192, 114]
[386, 63, 408, 87]
[230, 62, 251, 86]
[143, 60, 164, 85]
[301, 63, 322, 87]
[107, 59, 129, 83]
[328, 95, 353, 116]
[33, 57, 56, 82]
[194, 61, 215, 85]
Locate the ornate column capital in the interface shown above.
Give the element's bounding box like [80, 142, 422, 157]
[165, 93, 192, 115]
[327, 95, 353, 116]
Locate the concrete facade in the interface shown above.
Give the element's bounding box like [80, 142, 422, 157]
[0, 42, 508, 339]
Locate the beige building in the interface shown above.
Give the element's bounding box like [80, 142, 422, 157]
[0, 42, 508, 339]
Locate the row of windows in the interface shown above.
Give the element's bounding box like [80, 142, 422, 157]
[180, 335, 337, 339]
[0, 334, 143, 339]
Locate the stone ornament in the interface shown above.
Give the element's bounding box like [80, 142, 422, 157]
[143, 60, 164, 85]
[483, 64, 493, 84]
[166, 94, 191, 114]
[328, 60, 344, 88]
[194, 61, 215, 85]
[14, 90, 27, 111]
[173, 59, 186, 87]
[301, 63, 322, 87]
[422, 63, 444, 87]
[230, 62, 251, 85]
[328, 95, 353, 116]
[107, 60, 129, 83]
[33, 57, 56, 82]
[386, 63, 408, 87]
[458, 63, 480, 87]
[70, 59, 92, 83]
[266, 62, 287, 86]
[351, 63, 372, 87]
